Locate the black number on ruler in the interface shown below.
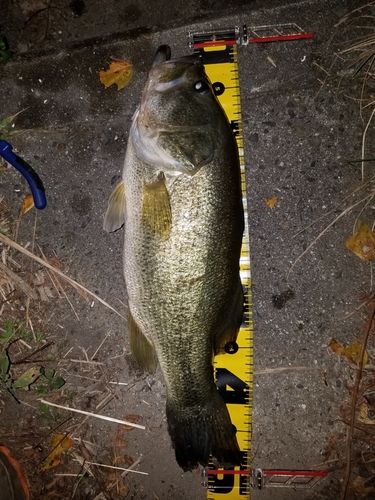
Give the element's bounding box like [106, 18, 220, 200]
[208, 451, 249, 495]
[216, 368, 249, 404]
[212, 81, 225, 96]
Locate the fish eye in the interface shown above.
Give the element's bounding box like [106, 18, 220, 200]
[194, 80, 210, 94]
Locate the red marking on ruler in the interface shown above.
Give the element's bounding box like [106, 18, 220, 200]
[207, 469, 327, 477]
[193, 32, 314, 49]
[249, 33, 314, 43]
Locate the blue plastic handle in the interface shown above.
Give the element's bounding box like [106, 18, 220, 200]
[0, 140, 47, 209]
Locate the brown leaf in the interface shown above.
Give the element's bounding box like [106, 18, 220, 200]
[352, 475, 375, 498]
[119, 414, 139, 431]
[328, 338, 344, 356]
[265, 196, 278, 209]
[328, 338, 368, 367]
[20, 194, 34, 217]
[346, 220, 375, 262]
[114, 454, 133, 467]
[43, 434, 73, 470]
[100, 59, 133, 90]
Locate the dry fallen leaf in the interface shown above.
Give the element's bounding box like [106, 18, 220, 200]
[346, 220, 375, 262]
[13, 366, 41, 389]
[20, 194, 34, 217]
[119, 414, 139, 431]
[358, 403, 375, 425]
[100, 59, 133, 90]
[352, 475, 375, 498]
[43, 434, 73, 469]
[328, 338, 368, 367]
[265, 196, 278, 209]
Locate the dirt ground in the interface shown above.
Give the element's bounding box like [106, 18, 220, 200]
[1, 0, 375, 499]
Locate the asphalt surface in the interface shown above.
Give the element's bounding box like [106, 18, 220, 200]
[0, 0, 372, 498]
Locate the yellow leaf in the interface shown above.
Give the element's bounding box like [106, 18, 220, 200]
[358, 403, 375, 424]
[100, 59, 133, 90]
[328, 338, 368, 367]
[20, 194, 34, 216]
[13, 366, 41, 389]
[265, 196, 278, 209]
[43, 434, 73, 470]
[346, 220, 375, 262]
[343, 341, 368, 367]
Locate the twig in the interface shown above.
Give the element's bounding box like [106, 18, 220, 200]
[68, 358, 103, 365]
[17, 358, 106, 365]
[69, 392, 114, 438]
[340, 298, 375, 500]
[91, 332, 110, 360]
[342, 293, 375, 320]
[39, 399, 146, 429]
[12, 341, 54, 364]
[121, 455, 143, 477]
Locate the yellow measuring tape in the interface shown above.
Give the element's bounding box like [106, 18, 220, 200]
[193, 37, 254, 499]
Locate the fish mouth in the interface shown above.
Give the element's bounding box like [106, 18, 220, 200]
[152, 45, 172, 67]
[152, 45, 198, 67]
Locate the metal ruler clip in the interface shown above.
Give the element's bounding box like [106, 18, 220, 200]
[202, 468, 328, 490]
[188, 23, 313, 49]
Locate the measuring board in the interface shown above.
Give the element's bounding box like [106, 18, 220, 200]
[192, 31, 253, 499]
[190, 22, 317, 498]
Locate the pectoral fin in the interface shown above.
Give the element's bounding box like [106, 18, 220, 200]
[128, 311, 158, 373]
[142, 173, 172, 241]
[103, 181, 126, 232]
[158, 132, 214, 174]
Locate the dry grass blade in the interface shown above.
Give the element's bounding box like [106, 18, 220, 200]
[288, 193, 374, 277]
[334, 1, 375, 30]
[340, 299, 375, 500]
[0, 233, 126, 319]
[292, 175, 375, 239]
[0, 260, 37, 300]
[39, 399, 146, 429]
[254, 366, 309, 375]
[73, 459, 148, 476]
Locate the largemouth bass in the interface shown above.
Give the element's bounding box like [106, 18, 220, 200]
[104, 45, 244, 471]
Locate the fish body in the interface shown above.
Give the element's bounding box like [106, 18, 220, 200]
[104, 45, 244, 470]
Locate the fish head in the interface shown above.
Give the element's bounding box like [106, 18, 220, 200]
[132, 45, 225, 175]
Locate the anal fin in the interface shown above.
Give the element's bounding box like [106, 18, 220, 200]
[128, 311, 158, 373]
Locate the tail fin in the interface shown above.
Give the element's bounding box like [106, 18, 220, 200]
[166, 390, 241, 471]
